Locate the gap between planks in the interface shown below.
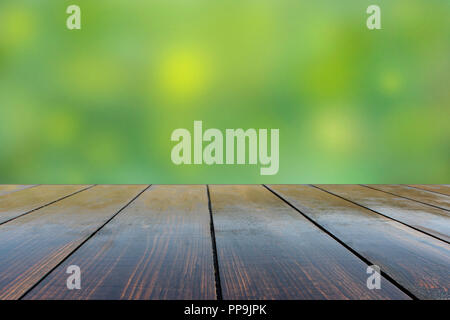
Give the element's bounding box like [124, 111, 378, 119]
[313, 185, 449, 244]
[361, 185, 449, 212]
[263, 184, 417, 300]
[18, 185, 151, 299]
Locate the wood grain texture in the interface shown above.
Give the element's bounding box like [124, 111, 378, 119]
[268, 185, 450, 300]
[0, 185, 147, 300]
[365, 185, 450, 211]
[0, 185, 36, 196]
[209, 185, 409, 300]
[409, 185, 450, 196]
[0, 185, 90, 224]
[24, 185, 216, 300]
[316, 184, 450, 242]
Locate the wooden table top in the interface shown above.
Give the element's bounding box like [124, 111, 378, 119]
[0, 184, 448, 300]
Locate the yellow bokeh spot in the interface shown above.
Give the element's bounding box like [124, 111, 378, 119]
[158, 47, 212, 101]
[380, 71, 402, 94]
[314, 109, 360, 153]
[0, 5, 36, 49]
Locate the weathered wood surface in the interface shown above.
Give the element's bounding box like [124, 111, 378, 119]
[364, 185, 450, 211]
[0, 185, 148, 300]
[24, 185, 216, 300]
[409, 185, 450, 196]
[209, 185, 409, 300]
[0, 185, 91, 224]
[317, 184, 450, 242]
[1, 184, 449, 300]
[268, 185, 450, 300]
[0, 185, 37, 197]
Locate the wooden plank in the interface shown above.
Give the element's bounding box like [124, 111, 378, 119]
[0, 185, 91, 224]
[0, 185, 148, 300]
[268, 185, 450, 300]
[0, 185, 36, 196]
[316, 184, 449, 242]
[409, 185, 450, 196]
[25, 185, 216, 300]
[365, 185, 450, 211]
[209, 185, 409, 300]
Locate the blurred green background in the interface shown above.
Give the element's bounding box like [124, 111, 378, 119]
[0, 0, 448, 184]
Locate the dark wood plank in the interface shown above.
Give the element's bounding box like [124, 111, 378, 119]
[268, 185, 450, 299]
[0, 185, 148, 300]
[25, 185, 216, 300]
[365, 185, 450, 211]
[209, 185, 409, 300]
[316, 184, 449, 242]
[0, 185, 91, 224]
[409, 185, 450, 196]
[0, 185, 36, 196]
